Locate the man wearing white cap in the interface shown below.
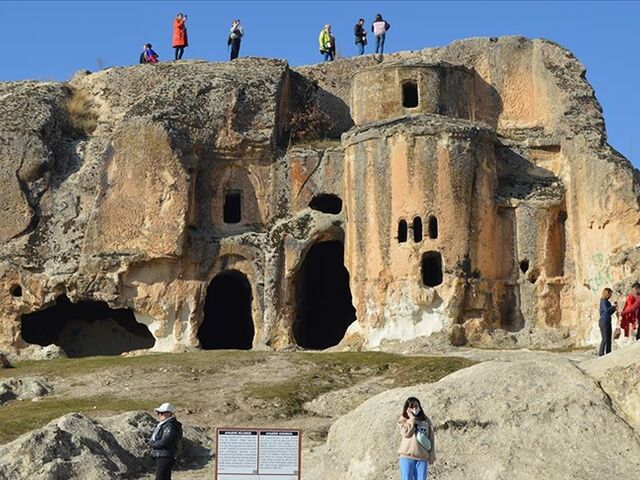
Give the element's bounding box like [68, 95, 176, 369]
[149, 402, 183, 480]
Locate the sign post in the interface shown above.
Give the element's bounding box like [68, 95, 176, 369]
[216, 428, 301, 480]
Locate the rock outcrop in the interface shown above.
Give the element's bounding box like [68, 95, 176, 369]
[0, 377, 51, 405]
[0, 36, 638, 355]
[306, 351, 640, 480]
[0, 411, 211, 480]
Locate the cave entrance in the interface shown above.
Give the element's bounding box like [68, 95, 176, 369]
[20, 295, 155, 358]
[198, 270, 254, 350]
[294, 241, 356, 349]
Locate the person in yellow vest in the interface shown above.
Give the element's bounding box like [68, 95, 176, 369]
[318, 24, 335, 62]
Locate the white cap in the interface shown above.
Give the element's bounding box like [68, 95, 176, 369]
[154, 402, 176, 413]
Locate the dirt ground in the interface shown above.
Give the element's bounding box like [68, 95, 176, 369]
[0, 346, 596, 479]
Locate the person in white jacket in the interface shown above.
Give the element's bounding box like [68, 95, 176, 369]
[371, 13, 391, 55]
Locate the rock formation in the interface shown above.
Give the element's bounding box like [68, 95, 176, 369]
[306, 348, 640, 480]
[0, 36, 638, 355]
[0, 411, 211, 479]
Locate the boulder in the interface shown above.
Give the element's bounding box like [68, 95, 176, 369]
[307, 354, 640, 480]
[0, 411, 211, 480]
[580, 341, 640, 430]
[0, 377, 52, 405]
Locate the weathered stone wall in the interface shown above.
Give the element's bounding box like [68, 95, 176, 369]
[0, 36, 638, 355]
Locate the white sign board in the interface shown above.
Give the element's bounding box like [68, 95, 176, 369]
[216, 428, 301, 480]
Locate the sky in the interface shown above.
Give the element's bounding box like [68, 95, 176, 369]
[2, 1, 639, 168]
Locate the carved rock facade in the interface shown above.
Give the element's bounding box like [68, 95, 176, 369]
[0, 36, 638, 355]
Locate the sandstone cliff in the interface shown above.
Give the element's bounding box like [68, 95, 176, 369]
[0, 36, 638, 355]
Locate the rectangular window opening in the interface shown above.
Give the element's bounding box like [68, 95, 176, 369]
[402, 82, 419, 108]
[223, 191, 242, 224]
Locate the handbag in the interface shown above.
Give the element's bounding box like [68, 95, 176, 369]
[416, 429, 431, 451]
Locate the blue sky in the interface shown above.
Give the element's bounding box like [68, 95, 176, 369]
[2, 1, 639, 168]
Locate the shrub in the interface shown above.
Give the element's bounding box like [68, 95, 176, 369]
[66, 87, 98, 136]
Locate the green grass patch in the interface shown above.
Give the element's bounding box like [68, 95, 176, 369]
[0, 396, 156, 444]
[0, 350, 272, 379]
[244, 352, 475, 417]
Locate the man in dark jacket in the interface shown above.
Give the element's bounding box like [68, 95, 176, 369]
[354, 18, 367, 55]
[149, 403, 183, 480]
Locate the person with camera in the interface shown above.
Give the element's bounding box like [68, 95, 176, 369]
[228, 19, 244, 60]
[172, 13, 188, 60]
[398, 397, 435, 480]
[149, 402, 183, 480]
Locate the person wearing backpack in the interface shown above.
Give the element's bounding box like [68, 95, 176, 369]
[172, 13, 188, 60]
[398, 397, 435, 480]
[318, 24, 335, 62]
[149, 402, 183, 480]
[139, 43, 159, 64]
[228, 19, 244, 60]
[371, 13, 390, 55]
[354, 18, 367, 55]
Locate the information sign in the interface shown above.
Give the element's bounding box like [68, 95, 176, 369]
[216, 428, 301, 480]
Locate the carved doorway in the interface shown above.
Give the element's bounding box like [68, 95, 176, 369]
[294, 241, 356, 349]
[198, 270, 254, 349]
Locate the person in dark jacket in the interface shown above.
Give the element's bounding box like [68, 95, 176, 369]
[228, 19, 244, 60]
[354, 18, 367, 55]
[371, 13, 390, 55]
[599, 288, 618, 356]
[149, 403, 183, 480]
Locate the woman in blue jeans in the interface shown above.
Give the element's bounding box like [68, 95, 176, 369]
[398, 397, 435, 480]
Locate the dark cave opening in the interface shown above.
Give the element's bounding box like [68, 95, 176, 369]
[198, 270, 254, 350]
[20, 295, 155, 357]
[309, 194, 343, 214]
[294, 241, 356, 349]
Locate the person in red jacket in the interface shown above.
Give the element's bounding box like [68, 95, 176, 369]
[620, 282, 640, 339]
[172, 13, 188, 60]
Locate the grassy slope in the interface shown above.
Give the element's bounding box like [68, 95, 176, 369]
[0, 351, 475, 444]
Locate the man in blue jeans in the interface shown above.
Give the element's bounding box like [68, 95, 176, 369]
[372, 13, 390, 55]
[354, 18, 367, 55]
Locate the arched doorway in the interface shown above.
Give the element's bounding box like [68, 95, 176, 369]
[20, 295, 155, 357]
[198, 270, 254, 349]
[294, 241, 356, 349]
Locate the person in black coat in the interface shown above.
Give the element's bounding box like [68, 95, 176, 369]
[149, 403, 183, 480]
[599, 288, 618, 356]
[354, 18, 367, 55]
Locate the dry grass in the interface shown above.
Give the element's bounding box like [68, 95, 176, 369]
[244, 352, 475, 417]
[0, 396, 156, 444]
[67, 87, 98, 135]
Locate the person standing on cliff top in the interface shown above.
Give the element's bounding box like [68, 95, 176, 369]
[354, 18, 367, 55]
[621, 282, 640, 340]
[172, 13, 188, 60]
[319, 24, 335, 62]
[372, 14, 390, 56]
[228, 19, 244, 60]
[149, 402, 183, 480]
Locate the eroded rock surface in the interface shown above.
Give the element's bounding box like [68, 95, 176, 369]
[0, 36, 638, 355]
[306, 352, 640, 480]
[0, 411, 211, 480]
[0, 376, 52, 405]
